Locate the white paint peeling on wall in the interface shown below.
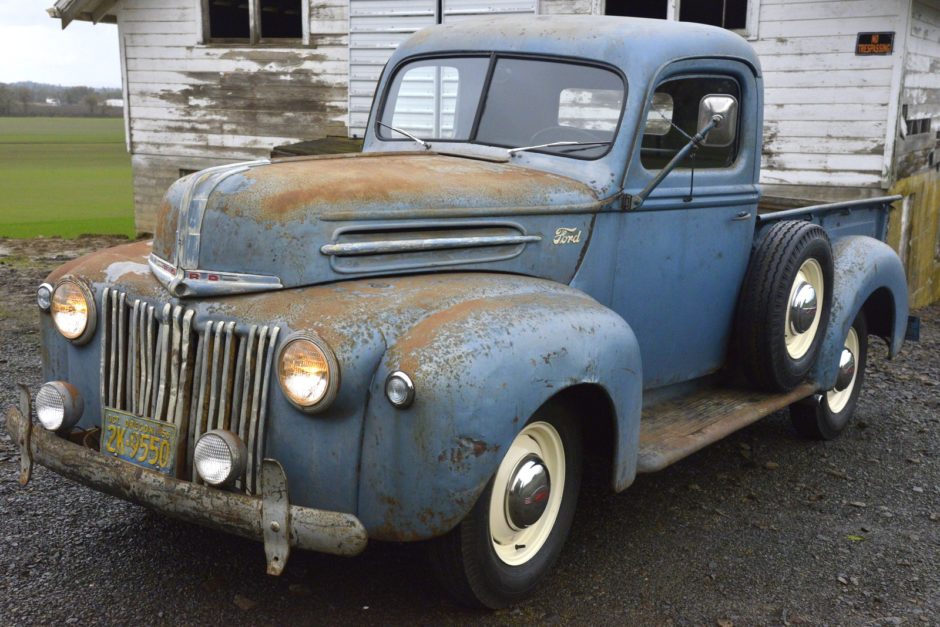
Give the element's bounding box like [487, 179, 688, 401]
[75, 0, 940, 230]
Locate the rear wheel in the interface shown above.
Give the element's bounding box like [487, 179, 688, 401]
[428, 404, 582, 608]
[790, 311, 868, 440]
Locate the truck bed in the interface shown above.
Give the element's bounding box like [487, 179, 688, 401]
[756, 195, 900, 243]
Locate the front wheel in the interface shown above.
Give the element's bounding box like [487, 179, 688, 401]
[428, 404, 582, 608]
[790, 311, 868, 440]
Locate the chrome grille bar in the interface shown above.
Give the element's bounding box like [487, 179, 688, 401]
[100, 289, 278, 493]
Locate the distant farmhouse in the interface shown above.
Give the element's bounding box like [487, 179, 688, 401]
[50, 0, 940, 306]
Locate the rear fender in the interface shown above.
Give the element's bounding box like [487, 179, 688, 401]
[812, 236, 908, 389]
[357, 292, 642, 541]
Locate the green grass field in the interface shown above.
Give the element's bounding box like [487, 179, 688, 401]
[0, 117, 135, 238]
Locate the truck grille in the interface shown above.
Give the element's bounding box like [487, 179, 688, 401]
[99, 287, 280, 493]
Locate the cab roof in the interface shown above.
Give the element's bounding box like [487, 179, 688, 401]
[391, 15, 761, 78]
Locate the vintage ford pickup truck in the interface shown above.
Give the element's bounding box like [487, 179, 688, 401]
[6, 16, 911, 608]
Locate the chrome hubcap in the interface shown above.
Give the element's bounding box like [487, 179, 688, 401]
[834, 347, 856, 392]
[490, 421, 565, 566]
[827, 327, 860, 413]
[789, 281, 818, 334]
[785, 259, 825, 360]
[505, 454, 551, 530]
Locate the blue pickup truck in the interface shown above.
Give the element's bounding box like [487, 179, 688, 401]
[6, 16, 910, 608]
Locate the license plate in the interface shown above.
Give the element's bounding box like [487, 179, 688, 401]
[101, 408, 179, 475]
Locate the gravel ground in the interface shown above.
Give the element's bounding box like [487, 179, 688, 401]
[0, 236, 938, 626]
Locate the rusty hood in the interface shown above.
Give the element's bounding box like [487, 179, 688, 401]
[149, 152, 606, 297]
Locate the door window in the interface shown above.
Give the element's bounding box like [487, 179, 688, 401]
[640, 76, 741, 170]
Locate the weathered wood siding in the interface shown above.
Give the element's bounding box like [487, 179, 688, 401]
[896, 0, 940, 179]
[750, 0, 904, 190]
[889, 0, 940, 307]
[116, 0, 348, 232]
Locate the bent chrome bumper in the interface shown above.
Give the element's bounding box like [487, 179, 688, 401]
[4, 389, 367, 574]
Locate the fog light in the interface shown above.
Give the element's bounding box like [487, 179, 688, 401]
[193, 430, 247, 488]
[35, 381, 84, 431]
[385, 371, 415, 408]
[37, 283, 53, 312]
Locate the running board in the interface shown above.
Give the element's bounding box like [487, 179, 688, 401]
[637, 383, 817, 473]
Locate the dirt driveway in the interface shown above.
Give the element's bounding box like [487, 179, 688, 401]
[1, 237, 937, 626]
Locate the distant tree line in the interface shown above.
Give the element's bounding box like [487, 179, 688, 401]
[0, 82, 123, 117]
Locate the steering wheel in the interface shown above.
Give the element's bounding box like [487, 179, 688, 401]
[528, 125, 600, 145]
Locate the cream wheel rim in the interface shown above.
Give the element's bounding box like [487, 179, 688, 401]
[785, 258, 824, 360]
[489, 421, 565, 566]
[827, 326, 859, 413]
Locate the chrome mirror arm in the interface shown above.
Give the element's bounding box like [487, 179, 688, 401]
[631, 114, 722, 210]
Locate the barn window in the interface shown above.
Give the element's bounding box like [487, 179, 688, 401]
[204, 0, 305, 43]
[605, 1, 667, 19]
[605, 0, 757, 37]
[679, 0, 747, 30]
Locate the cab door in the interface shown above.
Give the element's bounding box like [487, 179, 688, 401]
[611, 59, 761, 389]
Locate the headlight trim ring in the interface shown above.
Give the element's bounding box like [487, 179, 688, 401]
[51, 276, 97, 345]
[276, 332, 341, 414]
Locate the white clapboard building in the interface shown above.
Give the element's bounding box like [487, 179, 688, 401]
[49, 0, 940, 305]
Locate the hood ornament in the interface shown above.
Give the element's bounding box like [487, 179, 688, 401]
[150, 159, 283, 297]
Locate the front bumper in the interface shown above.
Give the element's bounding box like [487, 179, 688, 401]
[4, 390, 367, 574]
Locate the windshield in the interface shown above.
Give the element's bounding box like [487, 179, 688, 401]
[378, 56, 625, 159]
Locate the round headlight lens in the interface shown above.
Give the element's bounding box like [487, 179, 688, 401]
[35, 381, 84, 431]
[51, 280, 91, 340]
[36, 384, 66, 430]
[193, 430, 246, 487]
[278, 338, 333, 408]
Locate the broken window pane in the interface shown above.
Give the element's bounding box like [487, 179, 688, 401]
[260, 0, 303, 39]
[208, 0, 250, 39]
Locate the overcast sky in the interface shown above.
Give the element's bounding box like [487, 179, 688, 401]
[0, 0, 121, 88]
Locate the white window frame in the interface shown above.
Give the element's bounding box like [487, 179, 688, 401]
[197, 0, 310, 46]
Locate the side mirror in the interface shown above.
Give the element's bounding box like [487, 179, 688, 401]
[697, 95, 738, 147]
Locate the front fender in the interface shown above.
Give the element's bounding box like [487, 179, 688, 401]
[812, 236, 908, 389]
[357, 291, 642, 541]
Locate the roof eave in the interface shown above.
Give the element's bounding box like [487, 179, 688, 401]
[48, 0, 118, 29]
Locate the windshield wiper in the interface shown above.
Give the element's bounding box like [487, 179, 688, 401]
[378, 122, 430, 150]
[507, 140, 610, 155]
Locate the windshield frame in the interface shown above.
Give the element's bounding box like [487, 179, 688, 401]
[374, 51, 628, 162]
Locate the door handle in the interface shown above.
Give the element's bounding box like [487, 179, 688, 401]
[732, 211, 752, 221]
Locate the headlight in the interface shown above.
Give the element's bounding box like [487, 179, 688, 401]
[277, 335, 339, 412]
[193, 430, 247, 488]
[51, 278, 96, 344]
[35, 381, 84, 431]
